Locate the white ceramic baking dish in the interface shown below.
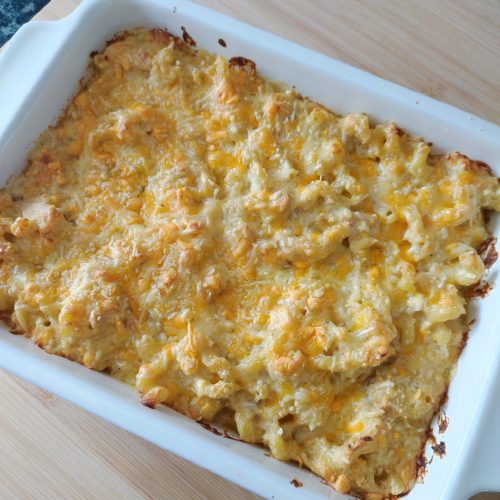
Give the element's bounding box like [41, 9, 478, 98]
[0, 1, 499, 498]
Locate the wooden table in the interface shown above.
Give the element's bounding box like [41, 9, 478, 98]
[1, 1, 499, 498]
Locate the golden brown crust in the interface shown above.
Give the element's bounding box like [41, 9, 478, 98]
[0, 27, 498, 498]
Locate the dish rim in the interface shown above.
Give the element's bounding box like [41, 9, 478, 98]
[0, 1, 499, 498]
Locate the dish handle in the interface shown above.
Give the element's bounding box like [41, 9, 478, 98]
[0, 17, 75, 142]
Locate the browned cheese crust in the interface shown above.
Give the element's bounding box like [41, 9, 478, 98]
[0, 28, 499, 498]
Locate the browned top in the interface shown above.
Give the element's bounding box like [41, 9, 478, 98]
[0, 2, 497, 500]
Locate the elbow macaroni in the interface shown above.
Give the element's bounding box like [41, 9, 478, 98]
[0, 28, 498, 498]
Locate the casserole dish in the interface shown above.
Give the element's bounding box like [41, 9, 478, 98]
[0, 0, 499, 497]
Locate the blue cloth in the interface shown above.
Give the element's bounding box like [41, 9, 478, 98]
[0, 0, 50, 45]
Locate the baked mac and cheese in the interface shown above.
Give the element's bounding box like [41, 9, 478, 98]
[0, 28, 498, 498]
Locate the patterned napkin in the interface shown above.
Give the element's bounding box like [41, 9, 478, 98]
[1, 0, 50, 45]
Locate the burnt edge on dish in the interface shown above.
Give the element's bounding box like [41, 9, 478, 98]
[290, 478, 303, 488]
[437, 410, 449, 434]
[180, 26, 197, 47]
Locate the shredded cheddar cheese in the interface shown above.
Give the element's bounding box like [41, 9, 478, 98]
[0, 28, 498, 498]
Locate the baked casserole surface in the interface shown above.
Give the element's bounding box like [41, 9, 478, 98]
[0, 28, 498, 498]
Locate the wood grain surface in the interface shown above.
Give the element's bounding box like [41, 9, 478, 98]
[1, 1, 499, 499]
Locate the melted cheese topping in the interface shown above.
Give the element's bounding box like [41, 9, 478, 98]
[0, 29, 499, 498]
